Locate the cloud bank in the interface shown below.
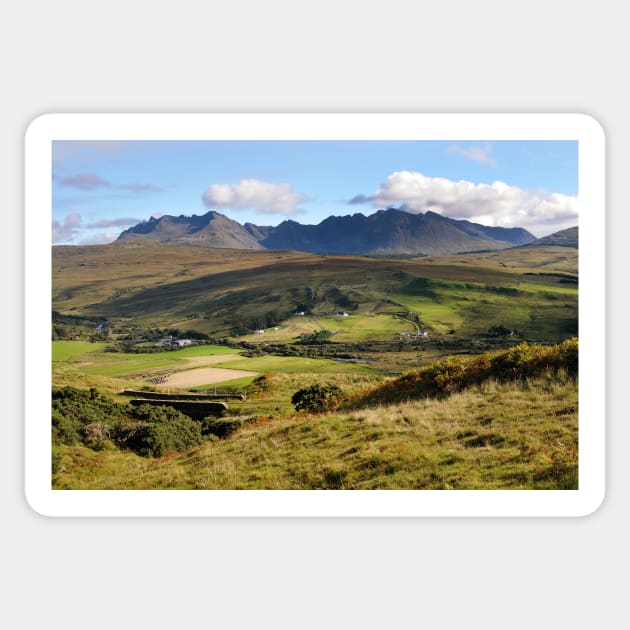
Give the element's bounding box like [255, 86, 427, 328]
[86, 217, 142, 229]
[202, 179, 306, 215]
[350, 170, 578, 236]
[52, 214, 140, 244]
[52, 213, 82, 242]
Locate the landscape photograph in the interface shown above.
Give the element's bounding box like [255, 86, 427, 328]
[50, 138, 579, 490]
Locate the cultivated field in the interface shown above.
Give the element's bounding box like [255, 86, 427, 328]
[52, 340, 380, 397]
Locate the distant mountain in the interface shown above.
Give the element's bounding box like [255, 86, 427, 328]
[117, 208, 536, 256]
[529, 226, 578, 248]
[117, 211, 263, 250]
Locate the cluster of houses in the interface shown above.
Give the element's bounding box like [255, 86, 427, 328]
[156, 335, 193, 348]
[292, 310, 348, 318]
[399, 330, 429, 340]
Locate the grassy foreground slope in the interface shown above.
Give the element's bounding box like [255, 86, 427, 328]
[52, 341, 578, 490]
[52, 378, 577, 490]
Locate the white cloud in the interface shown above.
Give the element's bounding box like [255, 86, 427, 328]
[78, 231, 119, 245]
[447, 144, 497, 166]
[202, 179, 306, 215]
[86, 217, 140, 228]
[52, 213, 133, 244]
[52, 213, 82, 243]
[357, 170, 578, 236]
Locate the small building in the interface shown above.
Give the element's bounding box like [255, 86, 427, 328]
[172, 339, 192, 347]
[254, 329, 265, 334]
[334, 311, 349, 317]
[294, 311, 305, 316]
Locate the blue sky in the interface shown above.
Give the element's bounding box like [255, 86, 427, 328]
[52, 140, 578, 244]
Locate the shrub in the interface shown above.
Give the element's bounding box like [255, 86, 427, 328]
[121, 404, 204, 457]
[201, 416, 254, 438]
[52, 386, 204, 457]
[359, 338, 578, 405]
[291, 384, 345, 413]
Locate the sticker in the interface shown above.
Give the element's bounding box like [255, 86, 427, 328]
[25, 113, 605, 516]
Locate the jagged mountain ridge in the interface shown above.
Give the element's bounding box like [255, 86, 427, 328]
[117, 208, 536, 255]
[118, 211, 264, 250]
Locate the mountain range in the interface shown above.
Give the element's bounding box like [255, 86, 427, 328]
[117, 208, 540, 256]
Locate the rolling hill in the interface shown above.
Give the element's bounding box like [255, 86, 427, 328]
[52, 241, 577, 342]
[529, 226, 578, 248]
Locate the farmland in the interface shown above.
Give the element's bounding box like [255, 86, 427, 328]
[51, 241, 579, 490]
[52, 241, 577, 343]
[52, 339, 380, 403]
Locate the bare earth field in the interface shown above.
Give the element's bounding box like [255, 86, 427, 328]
[157, 367, 259, 388]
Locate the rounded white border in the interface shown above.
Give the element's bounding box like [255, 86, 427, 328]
[25, 113, 605, 517]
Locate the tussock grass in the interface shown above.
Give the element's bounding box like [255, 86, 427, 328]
[53, 375, 578, 490]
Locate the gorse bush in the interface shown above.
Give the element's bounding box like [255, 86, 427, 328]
[52, 386, 204, 457]
[201, 415, 255, 438]
[360, 338, 578, 404]
[119, 404, 203, 457]
[52, 387, 127, 446]
[291, 383, 345, 412]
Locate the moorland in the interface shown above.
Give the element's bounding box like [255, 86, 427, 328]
[51, 236, 578, 489]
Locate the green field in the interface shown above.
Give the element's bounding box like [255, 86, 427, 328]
[53, 342, 241, 376]
[52, 341, 109, 362]
[52, 340, 379, 395]
[314, 314, 413, 341]
[51, 242, 579, 490]
[215, 354, 377, 374]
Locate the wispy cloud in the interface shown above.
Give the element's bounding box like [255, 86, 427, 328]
[78, 231, 119, 245]
[85, 217, 141, 228]
[119, 183, 163, 193]
[54, 172, 164, 193]
[52, 213, 82, 243]
[202, 178, 307, 215]
[52, 213, 139, 244]
[348, 194, 373, 205]
[446, 143, 497, 166]
[55, 173, 112, 190]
